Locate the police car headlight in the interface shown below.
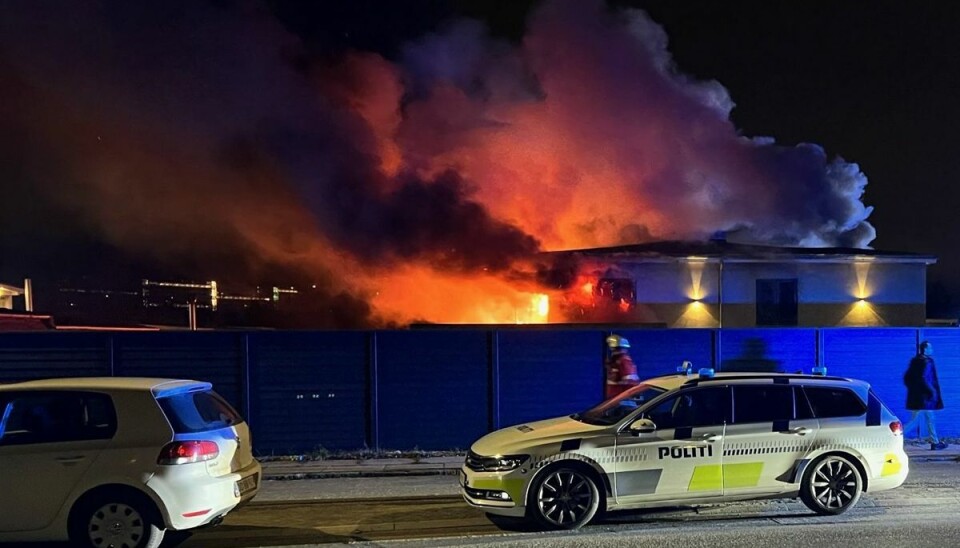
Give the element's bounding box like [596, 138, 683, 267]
[483, 455, 529, 472]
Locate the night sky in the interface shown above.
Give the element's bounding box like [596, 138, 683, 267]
[2, 0, 959, 323]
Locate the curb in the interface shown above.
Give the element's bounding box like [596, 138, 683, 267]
[264, 469, 460, 480]
[906, 454, 960, 463]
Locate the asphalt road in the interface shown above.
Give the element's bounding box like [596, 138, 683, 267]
[179, 459, 960, 548]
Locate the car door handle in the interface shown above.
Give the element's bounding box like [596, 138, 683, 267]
[55, 456, 87, 464]
[698, 433, 722, 443]
[783, 427, 811, 436]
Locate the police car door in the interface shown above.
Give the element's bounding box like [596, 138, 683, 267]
[722, 383, 819, 497]
[615, 386, 729, 503]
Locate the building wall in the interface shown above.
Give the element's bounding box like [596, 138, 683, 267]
[573, 258, 928, 327]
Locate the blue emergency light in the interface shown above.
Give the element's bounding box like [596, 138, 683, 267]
[698, 368, 716, 378]
[812, 365, 828, 376]
[677, 360, 694, 375]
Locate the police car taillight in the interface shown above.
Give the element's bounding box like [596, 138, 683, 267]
[889, 421, 903, 436]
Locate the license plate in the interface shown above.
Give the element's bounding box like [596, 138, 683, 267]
[236, 473, 258, 496]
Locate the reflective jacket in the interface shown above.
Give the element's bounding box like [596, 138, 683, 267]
[605, 351, 639, 399]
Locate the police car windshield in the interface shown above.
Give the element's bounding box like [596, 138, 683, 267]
[574, 383, 666, 426]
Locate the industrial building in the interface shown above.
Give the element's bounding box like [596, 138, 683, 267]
[550, 238, 936, 327]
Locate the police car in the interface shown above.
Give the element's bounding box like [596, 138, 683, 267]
[460, 367, 908, 529]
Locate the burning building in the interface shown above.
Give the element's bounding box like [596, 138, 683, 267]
[542, 237, 936, 327]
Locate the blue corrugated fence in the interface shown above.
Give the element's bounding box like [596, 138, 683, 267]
[0, 327, 957, 453]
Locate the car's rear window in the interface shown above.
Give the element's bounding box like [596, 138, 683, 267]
[157, 390, 242, 433]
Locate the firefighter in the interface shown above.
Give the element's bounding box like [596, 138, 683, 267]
[605, 334, 639, 399]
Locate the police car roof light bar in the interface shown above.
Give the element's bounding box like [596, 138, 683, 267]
[698, 368, 715, 378]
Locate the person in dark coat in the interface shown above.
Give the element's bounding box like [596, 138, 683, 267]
[903, 341, 947, 450]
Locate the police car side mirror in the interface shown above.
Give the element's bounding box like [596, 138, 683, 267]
[629, 418, 656, 435]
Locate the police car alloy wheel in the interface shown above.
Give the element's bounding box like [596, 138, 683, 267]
[799, 454, 863, 515]
[529, 466, 601, 529]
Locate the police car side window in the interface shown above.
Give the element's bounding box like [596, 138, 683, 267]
[732, 385, 793, 424]
[803, 386, 867, 418]
[794, 386, 815, 420]
[646, 387, 730, 429]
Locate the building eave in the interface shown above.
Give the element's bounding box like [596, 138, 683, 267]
[545, 240, 938, 265]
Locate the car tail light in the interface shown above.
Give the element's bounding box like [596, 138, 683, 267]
[158, 440, 220, 465]
[889, 421, 903, 436]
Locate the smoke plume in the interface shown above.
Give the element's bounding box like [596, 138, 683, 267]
[0, 0, 875, 325]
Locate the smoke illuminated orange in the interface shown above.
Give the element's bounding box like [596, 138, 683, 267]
[0, 0, 876, 328]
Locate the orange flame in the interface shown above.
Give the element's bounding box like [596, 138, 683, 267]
[366, 265, 555, 324]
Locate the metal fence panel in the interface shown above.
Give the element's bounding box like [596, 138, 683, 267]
[249, 331, 368, 454]
[615, 329, 714, 377]
[498, 330, 604, 428]
[719, 329, 817, 373]
[916, 328, 960, 439]
[822, 328, 921, 432]
[0, 332, 110, 381]
[375, 330, 489, 450]
[114, 332, 244, 409]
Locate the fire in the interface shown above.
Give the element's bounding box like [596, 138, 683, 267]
[533, 294, 549, 320]
[368, 265, 555, 324]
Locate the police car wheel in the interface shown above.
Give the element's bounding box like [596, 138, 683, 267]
[800, 454, 863, 515]
[529, 466, 600, 530]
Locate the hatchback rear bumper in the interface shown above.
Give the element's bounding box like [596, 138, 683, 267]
[149, 459, 262, 530]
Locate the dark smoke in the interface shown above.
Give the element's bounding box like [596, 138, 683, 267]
[0, 0, 877, 326]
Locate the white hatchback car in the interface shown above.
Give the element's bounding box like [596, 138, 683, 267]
[0, 377, 261, 548]
[461, 370, 908, 529]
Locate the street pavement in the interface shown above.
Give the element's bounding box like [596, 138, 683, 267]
[181, 455, 960, 547]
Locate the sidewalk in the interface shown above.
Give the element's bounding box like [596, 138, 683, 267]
[904, 440, 960, 461]
[261, 455, 465, 480]
[260, 442, 959, 481]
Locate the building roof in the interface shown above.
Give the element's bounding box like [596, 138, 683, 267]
[549, 239, 937, 264]
[0, 312, 55, 331]
[0, 283, 24, 296]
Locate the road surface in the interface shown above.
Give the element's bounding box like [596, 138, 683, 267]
[179, 459, 959, 547]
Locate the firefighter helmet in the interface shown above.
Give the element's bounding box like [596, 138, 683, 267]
[606, 334, 630, 349]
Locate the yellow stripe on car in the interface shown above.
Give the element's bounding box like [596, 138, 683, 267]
[470, 477, 527, 502]
[688, 462, 764, 491]
[688, 464, 722, 491]
[723, 462, 764, 488]
[881, 453, 902, 476]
